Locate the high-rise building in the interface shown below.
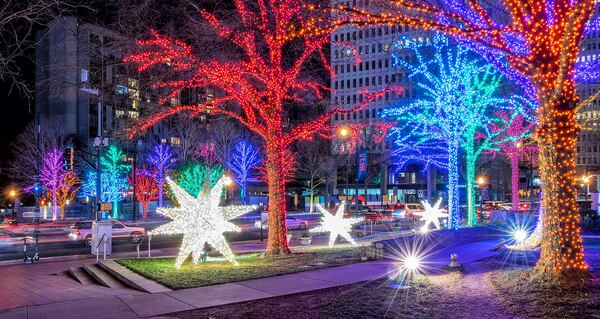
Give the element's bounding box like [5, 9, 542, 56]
[329, 0, 439, 202]
[576, 18, 600, 193]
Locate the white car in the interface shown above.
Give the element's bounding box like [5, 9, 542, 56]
[69, 220, 145, 246]
[254, 216, 308, 230]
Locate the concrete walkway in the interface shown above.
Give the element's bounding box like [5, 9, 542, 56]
[0, 239, 499, 319]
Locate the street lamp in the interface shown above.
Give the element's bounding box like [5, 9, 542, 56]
[223, 175, 233, 202]
[581, 175, 592, 201]
[477, 176, 486, 212]
[8, 189, 17, 219]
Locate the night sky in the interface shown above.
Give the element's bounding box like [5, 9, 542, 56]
[0, 53, 35, 188]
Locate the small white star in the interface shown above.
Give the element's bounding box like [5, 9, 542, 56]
[151, 176, 256, 268]
[311, 202, 363, 247]
[414, 198, 448, 231]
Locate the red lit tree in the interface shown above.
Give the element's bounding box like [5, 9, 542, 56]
[128, 168, 158, 219]
[125, 1, 394, 255]
[305, 0, 596, 274]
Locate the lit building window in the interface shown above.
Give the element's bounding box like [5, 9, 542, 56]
[170, 137, 181, 146]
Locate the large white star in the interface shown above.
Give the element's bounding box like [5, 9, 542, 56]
[310, 202, 363, 247]
[414, 198, 448, 232]
[151, 176, 256, 268]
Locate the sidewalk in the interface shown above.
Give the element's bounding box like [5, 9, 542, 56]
[0, 239, 499, 319]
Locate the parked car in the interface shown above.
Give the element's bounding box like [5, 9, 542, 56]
[69, 220, 145, 246]
[254, 216, 308, 230]
[405, 203, 425, 219]
[364, 211, 393, 223]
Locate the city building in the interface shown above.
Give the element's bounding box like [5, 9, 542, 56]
[576, 16, 600, 194]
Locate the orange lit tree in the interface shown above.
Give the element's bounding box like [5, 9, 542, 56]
[125, 0, 393, 255]
[301, 0, 597, 275]
[56, 171, 80, 220]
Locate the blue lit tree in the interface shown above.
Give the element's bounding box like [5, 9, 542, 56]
[81, 145, 130, 218]
[384, 34, 533, 229]
[227, 140, 261, 204]
[147, 144, 175, 208]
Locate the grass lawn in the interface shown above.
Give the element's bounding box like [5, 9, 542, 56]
[118, 247, 368, 289]
[168, 276, 448, 319]
[489, 269, 600, 318]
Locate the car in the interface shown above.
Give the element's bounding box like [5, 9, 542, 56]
[69, 220, 145, 246]
[364, 211, 393, 223]
[254, 216, 308, 230]
[0, 231, 27, 250]
[405, 203, 425, 219]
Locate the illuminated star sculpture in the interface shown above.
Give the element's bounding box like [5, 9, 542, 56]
[151, 176, 257, 268]
[311, 202, 363, 247]
[415, 198, 448, 232]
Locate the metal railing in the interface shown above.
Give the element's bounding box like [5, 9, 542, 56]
[96, 233, 107, 263]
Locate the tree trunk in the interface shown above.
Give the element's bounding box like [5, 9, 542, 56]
[535, 104, 587, 273]
[143, 203, 148, 219]
[447, 142, 461, 229]
[264, 140, 291, 256]
[112, 200, 118, 219]
[60, 206, 65, 220]
[241, 180, 247, 204]
[52, 192, 58, 221]
[158, 182, 164, 208]
[309, 184, 315, 213]
[466, 154, 477, 227]
[510, 154, 520, 211]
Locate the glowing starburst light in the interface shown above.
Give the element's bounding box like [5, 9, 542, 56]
[310, 202, 363, 247]
[414, 198, 448, 231]
[151, 176, 257, 268]
[514, 229, 528, 243]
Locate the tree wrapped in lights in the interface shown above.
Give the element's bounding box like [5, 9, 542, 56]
[82, 145, 130, 218]
[486, 112, 537, 211]
[176, 161, 224, 198]
[464, 109, 535, 226]
[227, 140, 260, 204]
[128, 168, 159, 219]
[40, 149, 67, 221]
[147, 144, 175, 208]
[384, 35, 531, 229]
[56, 172, 80, 220]
[313, 0, 597, 275]
[125, 0, 392, 255]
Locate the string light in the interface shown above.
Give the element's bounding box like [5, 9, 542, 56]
[414, 198, 448, 232]
[301, 0, 595, 274]
[176, 161, 224, 198]
[40, 149, 68, 221]
[147, 144, 175, 208]
[227, 140, 261, 204]
[125, 0, 392, 255]
[151, 176, 257, 269]
[310, 202, 363, 247]
[128, 166, 158, 219]
[81, 145, 130, 219]
[384, 34, 534, 229]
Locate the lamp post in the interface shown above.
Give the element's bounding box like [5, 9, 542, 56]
[581, 175, 592, 201]
[223, 175, 233, 203]
[477, 176, 486, 212]
[8, 190, 17, 219]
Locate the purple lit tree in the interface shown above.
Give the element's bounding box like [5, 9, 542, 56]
[40, 149, 67, 221]
[147, 144, 175, 208]
[227, 140, 261, 204]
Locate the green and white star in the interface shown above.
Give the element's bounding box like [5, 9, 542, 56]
[151, 176, 256, 269]
[311, 202, 363, 247]
[414, 198, 448, 232]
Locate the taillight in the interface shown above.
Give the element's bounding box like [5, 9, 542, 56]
[76, 230, 81, 236]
